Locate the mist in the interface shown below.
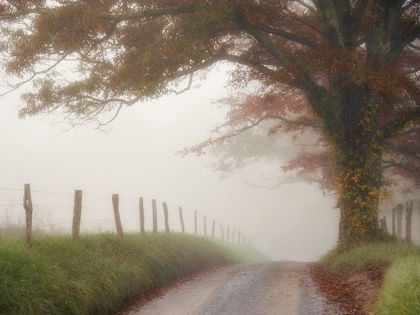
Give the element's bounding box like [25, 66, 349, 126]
[0, 70, 339, 262]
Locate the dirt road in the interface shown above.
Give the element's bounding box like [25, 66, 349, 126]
[122, 262, 342, 315]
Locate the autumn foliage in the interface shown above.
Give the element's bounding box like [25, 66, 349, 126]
[0, 0, 419, 248]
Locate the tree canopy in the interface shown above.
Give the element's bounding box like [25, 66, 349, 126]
[1, 0, 419, 248]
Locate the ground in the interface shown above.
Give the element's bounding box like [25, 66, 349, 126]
[116, 262, 385, 315]
[309, 263, 385, 315]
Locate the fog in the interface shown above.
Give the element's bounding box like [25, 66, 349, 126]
[0, 70, 339, 262]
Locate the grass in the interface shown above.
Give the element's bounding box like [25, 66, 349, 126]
[375, 256, 420, 315]
[319, 241, 420, 272]
[0, 233, 267, 315]
[319, 241, 420, 315]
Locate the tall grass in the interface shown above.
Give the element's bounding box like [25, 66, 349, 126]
[375, 256, 420, 315]
[0, 233, 267, 315]
[319, 242, 420, 315]
[319, 242, 420, 272]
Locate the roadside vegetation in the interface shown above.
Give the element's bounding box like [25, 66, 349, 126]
[320, 241, 420, 315]
[0, 233, 267, 315]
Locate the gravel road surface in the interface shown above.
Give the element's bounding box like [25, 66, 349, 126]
[123, 261, 342, 315]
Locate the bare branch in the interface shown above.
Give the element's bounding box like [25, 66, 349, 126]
[294, 0, 316, 13]
[382, 160, 420, 173]
[95, 103, 123, 130]
[168, 73, 194, 95]
[285, 8, 323, 35]
[260, 26, 319, 48]
[0, 54, 69, 99]
[409, 43, 420, 51]
[403, 0, 420, 12]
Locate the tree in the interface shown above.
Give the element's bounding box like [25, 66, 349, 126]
[184, 91, 336, 191]
[1, 0, 419, 248]
[194, 89, 419, 194]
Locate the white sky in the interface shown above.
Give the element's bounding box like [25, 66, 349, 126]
[0, 69, 339, 261]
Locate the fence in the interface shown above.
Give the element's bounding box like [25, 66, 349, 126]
[379, 198, 420, 246]
[0, 184, 253, 248]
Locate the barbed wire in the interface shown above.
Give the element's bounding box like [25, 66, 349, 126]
[0, 185, 229, 220]
[32, 190, 74, 195]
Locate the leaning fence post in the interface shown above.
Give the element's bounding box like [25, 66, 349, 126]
[72, 190, 83, 240]
[203, 215, 207, 237]
[211, 220, 216, 238]
[152, 199, 158, 233]
[179, 207, 185, 233]
[23, 184, 33, 248]
[163, 202, 170, 233]
[219, 222, 225, 241]
[139, 197, 145, 235]
[406, 200, 413, 247]
[112, 194, 124, 236]
[397, 204, 403, 242]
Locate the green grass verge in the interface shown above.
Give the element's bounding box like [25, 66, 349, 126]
[0, 233, 267, 315]
[319, 242, 420, 315]
[375, 256, 420, 315]
[319, 242, 420, 272]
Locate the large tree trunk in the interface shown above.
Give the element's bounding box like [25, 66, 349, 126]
[334, 96, 383, 249]
[337, 152, 382, 248]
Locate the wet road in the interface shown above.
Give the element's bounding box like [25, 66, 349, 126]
[123, 261, 341, 315]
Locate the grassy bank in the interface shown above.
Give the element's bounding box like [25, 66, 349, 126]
[0, 233, 267, 315]
[320, 242, 420, 315]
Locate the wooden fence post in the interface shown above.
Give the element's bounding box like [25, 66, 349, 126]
[392, 208, 396, 236]
[226, 225, 230, 243]
[406, 200, 413, 247]
[139, 197, 145, 235]
[379, 216, 387, 233]
[397, 204, 403, 242]
[232, 228, 236, 243]
[72, 190, 83, 240]
[23, 184, 33, 248]
[211, 220, 216, 238]
[238, 230, 241, 244]
[163, 202, 170, 233]
[203, 215, 207, 237]
[112, 194, 124, 236]
[179, 207, 185, 233]
[152, 199, 158, 233]
[194, 210, 197, 235]
[220, 222, 225, 241]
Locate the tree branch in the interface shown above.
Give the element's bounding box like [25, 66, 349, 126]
[382, 160, 420, 173]
[259, 26, 319, 48]
[100, 4, 201, 21]
[285, 8, 323, 35]
[380, 108, 420, 140]
[0, 54, 69, 99]
[294, 0, 316, 13]
[233, 10, 292, 67]
[402, 0, 420, 12]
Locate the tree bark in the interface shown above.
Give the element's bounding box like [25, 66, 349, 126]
[334, 98, 383, 248]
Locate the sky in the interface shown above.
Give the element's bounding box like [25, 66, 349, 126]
[0, 67, 339, 262]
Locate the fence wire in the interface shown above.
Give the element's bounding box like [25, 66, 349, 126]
[0, 185, 250, 245]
